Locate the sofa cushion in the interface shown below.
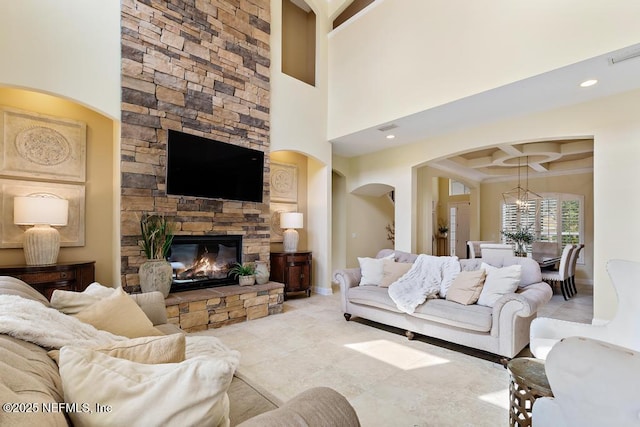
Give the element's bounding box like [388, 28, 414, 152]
[58, 346, 235, 427]
[446, 270, 486, 305]
[0, 335, 67, 427]
[73, 288, 163, 338]
[0, 276, 51, 306]
[477, 263, 521, 307]
[460, 256, 542, 288]
[51, 282, 116, 314]
[412, 299, 493, 332]
[358, 254, 394, 285]
[347, 286, 403, 313]
[48, 334, 186, 365]
[379, 260, 412, 288]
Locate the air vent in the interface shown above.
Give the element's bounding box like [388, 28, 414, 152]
[609, 47, 640, 65]
[377, 124, 398, 132]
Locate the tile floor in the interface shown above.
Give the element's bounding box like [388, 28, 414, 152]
[195, 283, 593, 427]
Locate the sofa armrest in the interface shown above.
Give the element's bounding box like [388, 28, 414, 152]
[333, 268, 361, 291]
[237, 387, 360, 427]
[493, 282, 553, 319]
[129, 291, 168, 326]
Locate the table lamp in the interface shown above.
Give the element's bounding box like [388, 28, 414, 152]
[280, 212, 303, 252]
[14, 195, 69, 265]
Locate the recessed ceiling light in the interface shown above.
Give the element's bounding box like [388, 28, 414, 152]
[580, 79, 598, 88]
[386, 134, 395, 139]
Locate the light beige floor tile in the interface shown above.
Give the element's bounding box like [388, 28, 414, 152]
[195, 282, 592, 427]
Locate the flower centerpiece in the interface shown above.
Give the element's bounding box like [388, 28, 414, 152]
[138, 214, 175, 297]
[501, 225, 534, 257]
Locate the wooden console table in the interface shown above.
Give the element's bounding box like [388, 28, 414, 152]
[0, 261, 96, 300]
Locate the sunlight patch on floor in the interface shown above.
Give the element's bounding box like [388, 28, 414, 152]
[478, 388, 510, 410]
[344, 339, 450, 370]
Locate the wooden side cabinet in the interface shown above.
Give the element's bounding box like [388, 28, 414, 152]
[270, 251, 312, 298]
[0, 261, 96, 300]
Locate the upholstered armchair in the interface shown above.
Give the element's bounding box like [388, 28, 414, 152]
[530, 259, 640, 359]
[532, 336, 640, 427]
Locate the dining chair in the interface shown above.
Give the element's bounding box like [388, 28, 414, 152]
[540, 244, 575, 300]
[466, 241, 496, 259]
[479, 243, 514, 259]
[567, 243, 584, 296]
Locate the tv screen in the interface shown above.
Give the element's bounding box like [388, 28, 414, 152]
[166, 130, 264, 202]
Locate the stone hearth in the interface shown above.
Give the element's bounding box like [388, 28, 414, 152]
[165, 281, 284, 333]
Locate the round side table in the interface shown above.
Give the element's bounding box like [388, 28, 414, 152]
[507, 357, 553, 427]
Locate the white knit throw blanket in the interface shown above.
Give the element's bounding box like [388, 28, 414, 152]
[0, 294, 125, 349]
[388, 254, 460, 314]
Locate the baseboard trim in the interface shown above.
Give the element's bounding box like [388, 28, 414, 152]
[314, 286, 333, 296]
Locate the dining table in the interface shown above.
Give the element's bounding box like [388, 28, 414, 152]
[533, 255, 561, 269]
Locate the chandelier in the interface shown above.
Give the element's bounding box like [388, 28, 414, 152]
[502, 156, 542, 217]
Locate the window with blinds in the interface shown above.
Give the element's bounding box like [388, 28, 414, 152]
[501, 193, 584, 262]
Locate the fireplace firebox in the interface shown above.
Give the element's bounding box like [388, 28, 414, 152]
[168, 235, 243, 292]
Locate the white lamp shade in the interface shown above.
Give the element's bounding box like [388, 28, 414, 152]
[14, 196, 69, 226]
[280, 212, 303, 229]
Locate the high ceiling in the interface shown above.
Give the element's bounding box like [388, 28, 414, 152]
[330, 43, 640, 181]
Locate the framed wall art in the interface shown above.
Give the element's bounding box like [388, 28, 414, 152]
[270, 161, 298, 203]
[0, 106, 87, 182]
[0, 179, 85, 248]
[269, 202, 298, 242]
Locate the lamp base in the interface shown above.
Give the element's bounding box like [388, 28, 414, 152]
[283, 228, 299, 252]
[23, 224, 60, 265]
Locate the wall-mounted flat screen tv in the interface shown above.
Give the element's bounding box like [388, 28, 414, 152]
[166, 130, 264, 202]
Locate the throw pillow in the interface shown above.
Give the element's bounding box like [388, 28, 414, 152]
[73, 288, 163, 338]
[379, 259, 413, 288]
[48, 334, 186, 365]
[477, 263, 522, 307]
[58, 346, 235, 427]
[358, 253, 395, 286]
[446, 270, 486, 305]
[50, 282, 117, 315]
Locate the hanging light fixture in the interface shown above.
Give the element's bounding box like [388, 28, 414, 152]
[502, 156, 542, 218]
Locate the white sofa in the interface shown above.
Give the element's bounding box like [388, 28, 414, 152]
[333, 250, 553, 358]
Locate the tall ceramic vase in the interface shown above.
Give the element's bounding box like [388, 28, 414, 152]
[139, 259, 173, 297]
[255, 261, 269, 285]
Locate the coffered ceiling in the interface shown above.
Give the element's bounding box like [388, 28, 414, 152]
[429, 138, 594, 183]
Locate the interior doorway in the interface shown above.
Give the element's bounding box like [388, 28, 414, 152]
[449, 202, 470, 258]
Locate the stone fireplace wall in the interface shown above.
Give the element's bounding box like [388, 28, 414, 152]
[120, 0, 271, 290]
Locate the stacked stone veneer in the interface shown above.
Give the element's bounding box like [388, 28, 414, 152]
[165, 282, 284, 332]
[120, 0, 271, 290]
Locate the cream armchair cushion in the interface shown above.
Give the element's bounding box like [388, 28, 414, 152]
[532, 337, 640, 427]
[531, 259, 640, 359]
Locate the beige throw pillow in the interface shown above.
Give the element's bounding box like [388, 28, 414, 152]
[446, 270, 486, 305]
[58, 346, 235, 427]
[477, 263, 522, 307]
[48, 334, 186, 365]
[73, 288, 163, 338]
[50, 282, 117, 315]
[379, 260, 413, 288]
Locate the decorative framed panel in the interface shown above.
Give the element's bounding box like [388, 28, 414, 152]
[0, 179, 85, 248]
[269, 202, 298, 242]
[270, 161, 297, 203]
[0, 107, 87, 182]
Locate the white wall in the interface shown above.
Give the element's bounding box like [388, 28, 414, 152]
[343, 88, 640, 321]
[328, 0, 640, 139]
[271, 0, 335, 293]
[0, 0, 121, 120]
